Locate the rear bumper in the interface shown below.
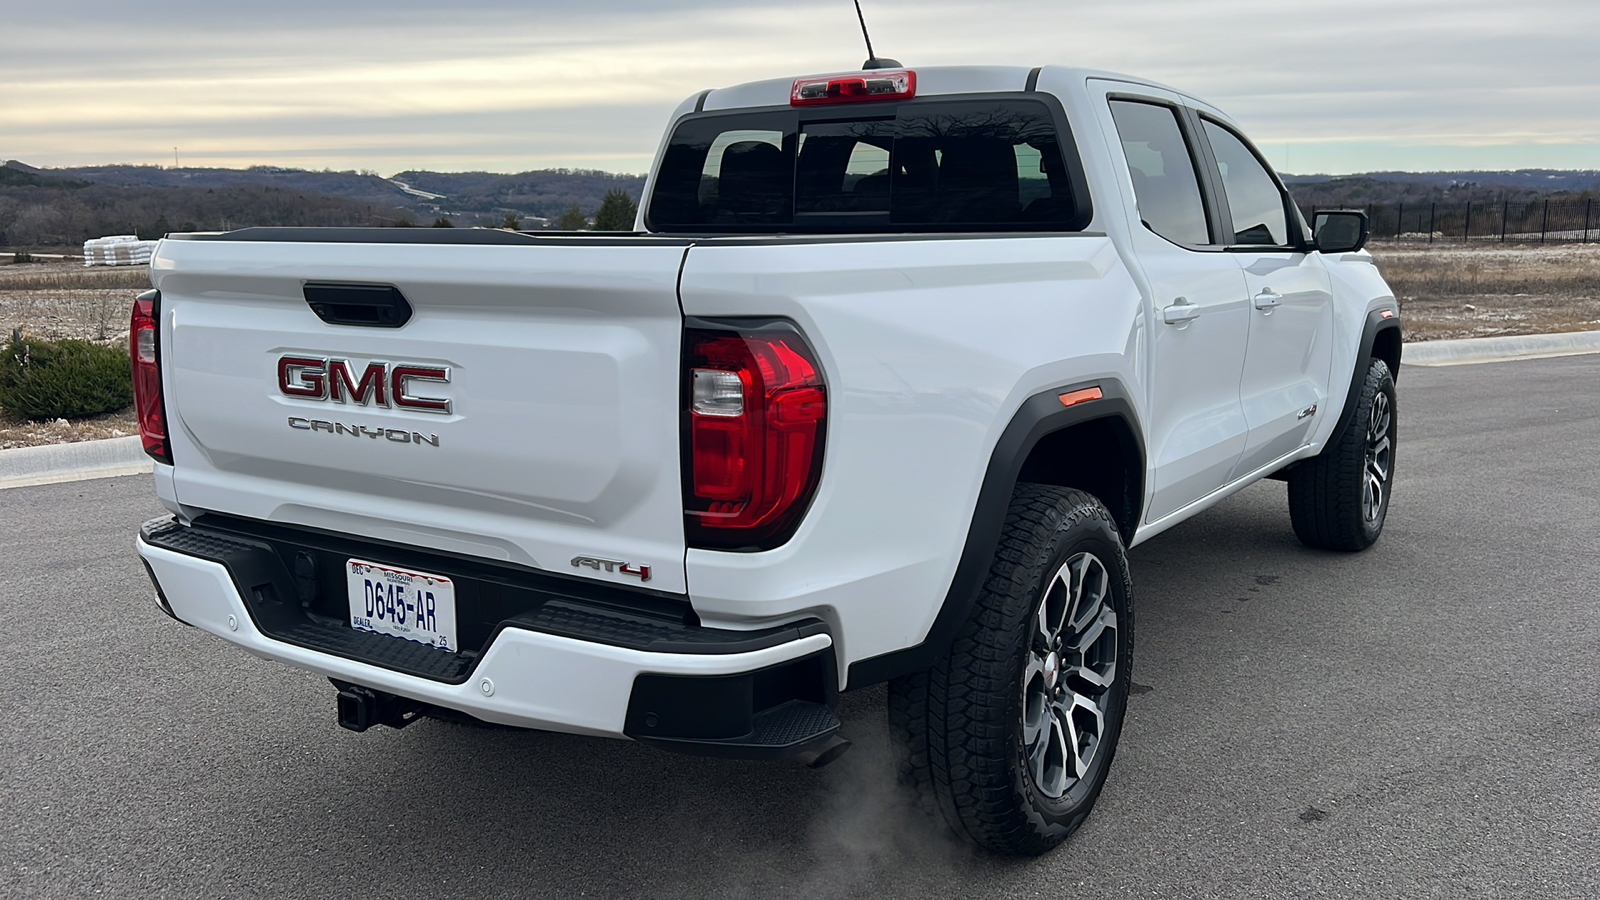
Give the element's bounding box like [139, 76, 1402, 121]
[136, 517, 836, 752]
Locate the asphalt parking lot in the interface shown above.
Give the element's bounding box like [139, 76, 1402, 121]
[3, 353, 1597, 899]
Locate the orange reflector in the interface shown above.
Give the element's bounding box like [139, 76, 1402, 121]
[1380, 310, 1395, 319]
[1058, 387, 1103, 408]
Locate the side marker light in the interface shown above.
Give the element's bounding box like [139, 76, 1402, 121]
[1058, 387, 1103, 408]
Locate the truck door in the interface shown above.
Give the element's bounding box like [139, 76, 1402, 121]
[1090, 82, 1250, 523]
[1191, 113, 1335, 478]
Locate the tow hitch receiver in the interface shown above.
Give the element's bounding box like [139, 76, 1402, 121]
[334, 681, 424, 732]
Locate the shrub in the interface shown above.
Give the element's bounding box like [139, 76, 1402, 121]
[0, 336, 133, 420]
[11, 249, 33, 264]
[591, 188, 639, 231]
[556, 204, 588, 230]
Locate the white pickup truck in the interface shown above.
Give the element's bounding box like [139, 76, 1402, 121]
[133, 64, 1401, 855]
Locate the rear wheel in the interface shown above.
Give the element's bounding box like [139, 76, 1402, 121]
[1288, 358, 1396, 551]
[889, 485, 1133, 856]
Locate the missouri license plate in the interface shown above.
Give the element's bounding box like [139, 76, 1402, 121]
[346, 559, 458, 652]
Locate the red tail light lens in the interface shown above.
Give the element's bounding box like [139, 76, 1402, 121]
[684, 321, 826, 549]
[791, 70, 915, 106]
[129, 290, 171, 463]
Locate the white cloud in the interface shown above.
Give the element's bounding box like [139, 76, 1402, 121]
[2, 0, 1597, 174]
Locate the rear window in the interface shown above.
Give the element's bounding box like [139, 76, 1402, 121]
[647, 99, 1090, 233]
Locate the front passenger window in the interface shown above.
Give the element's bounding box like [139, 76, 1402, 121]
[1201, 121, 1290, 246]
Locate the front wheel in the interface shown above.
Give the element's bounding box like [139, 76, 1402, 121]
[1288, 358, 1397, 551]
[889, 485, 1134, 856]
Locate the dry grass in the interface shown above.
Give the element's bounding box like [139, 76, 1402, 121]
[1368, 243, 1600, 341]
[0, 261, 153, 291]
[0, 407, 138, 450]
[0, 262, 150, 343]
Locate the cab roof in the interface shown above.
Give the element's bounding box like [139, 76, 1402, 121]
[698, 64, 1185, 112]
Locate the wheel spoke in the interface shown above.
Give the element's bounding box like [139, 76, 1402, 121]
[1369, 436, 1391, 481]
[1037, 568, 1070, 645]
[1067, 554, 1108, 633]
[1044, 715, 1071, 794]
[1369, 393, 1390, 443]
[1022, 655, 1048, 746]
[1029, 726, 1051, 793]
[1068, 606, 1118, 689]
[1055, 693, 1104, 780]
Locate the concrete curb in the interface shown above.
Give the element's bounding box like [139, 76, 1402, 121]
[0, 435, 152, 490]
[1404, 330, 1600, 367]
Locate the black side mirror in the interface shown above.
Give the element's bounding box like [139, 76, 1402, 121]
[1314, 210, 1369, 254]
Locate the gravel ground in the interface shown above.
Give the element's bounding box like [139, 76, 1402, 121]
[0, 407, 140, 450]
[1370, 243, 1600, 341]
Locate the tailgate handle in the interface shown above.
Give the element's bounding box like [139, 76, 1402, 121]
[303, 282, 413, 328]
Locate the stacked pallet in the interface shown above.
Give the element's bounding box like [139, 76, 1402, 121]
[83, 235, 158, 267]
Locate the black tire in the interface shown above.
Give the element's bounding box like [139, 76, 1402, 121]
[1288, 358, 1396, 551]
[888, 485, 1134, 856]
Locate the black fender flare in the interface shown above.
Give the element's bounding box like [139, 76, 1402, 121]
[846, 379, 1144, 688]
[1330, 309, 1403, 443]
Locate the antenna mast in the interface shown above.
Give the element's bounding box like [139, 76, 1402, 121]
[852, 0, 901, 70]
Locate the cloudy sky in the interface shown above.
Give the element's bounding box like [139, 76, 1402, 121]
[3, 0, 1597, 176]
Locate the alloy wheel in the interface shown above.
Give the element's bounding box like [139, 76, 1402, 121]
[1363, 390, 1393, 523]
[1021, 551, 1119, 800]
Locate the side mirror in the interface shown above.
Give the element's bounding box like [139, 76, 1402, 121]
[1313, 210, 1369, 254]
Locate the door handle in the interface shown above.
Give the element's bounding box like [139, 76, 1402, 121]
[1253, 288, 1283, 310]
[1162, 297, 1201, 325]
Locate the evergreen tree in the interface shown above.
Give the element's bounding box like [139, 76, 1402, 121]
[591, 188, 639, 231]
[502, 212, 521, 230]
[431, 217, 454, 228]
[556, 204, 588, 230]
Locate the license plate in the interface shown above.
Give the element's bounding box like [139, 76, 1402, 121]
[346, 559, 458, 652]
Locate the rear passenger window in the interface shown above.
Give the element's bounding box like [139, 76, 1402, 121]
[1107, 100, 1211, 246]
[1201, 120, 1290, 246]
[648, 99, 1090, 233]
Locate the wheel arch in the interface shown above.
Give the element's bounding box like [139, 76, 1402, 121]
[1335, 310, 1403, 439]
[846, 379, 1145, 688]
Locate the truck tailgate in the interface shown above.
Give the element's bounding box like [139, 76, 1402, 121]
[151, 235, 691, 593]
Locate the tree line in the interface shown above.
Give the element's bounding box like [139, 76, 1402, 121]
[0, 181, 641, 247]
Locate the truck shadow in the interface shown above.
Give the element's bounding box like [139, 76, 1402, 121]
[246, 484, 1332, 898]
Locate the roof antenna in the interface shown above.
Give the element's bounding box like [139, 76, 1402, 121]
[853, 0, 901, 70]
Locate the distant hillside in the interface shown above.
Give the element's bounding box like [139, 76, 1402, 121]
[0, 175, 393, 247]
[6, 158, 1599, 246]
[391, 169, 647, 224]
[2, 160, 647, 228]
[1281, 169, 1600, 207]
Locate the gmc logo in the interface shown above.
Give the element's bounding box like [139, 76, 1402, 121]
[278, 356, 452, 415]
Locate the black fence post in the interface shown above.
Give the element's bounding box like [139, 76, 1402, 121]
[1540, 199, 1550, 243]
[1585, 199, 1593, 243]
[1429, 202, 1436, 244]
[1500, 200, 1509, 242]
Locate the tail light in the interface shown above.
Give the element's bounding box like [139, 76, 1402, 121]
[129, 289, 171, 463]
[791, 70, 915, 106]
[683, 320, 826, 549]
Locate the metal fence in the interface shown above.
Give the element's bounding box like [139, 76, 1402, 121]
[1297, 198, 1599, 244]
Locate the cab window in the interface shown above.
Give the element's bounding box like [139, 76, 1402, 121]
[1107, 99, 1211, 246]
[1201, 120, 1290, 246]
